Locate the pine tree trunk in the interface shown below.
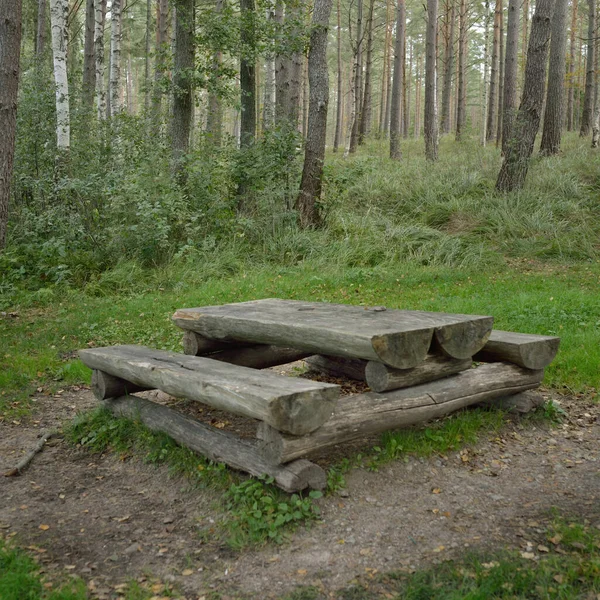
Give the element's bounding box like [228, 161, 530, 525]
[144, 0, 151, 113]
[333, 0, 343, 150]
[495, 0, 504, 145]
[172, 0, 195, 176]
[359, 0, 375, 143]
[496, 0, 556, 192]
[240, 0, 256, 146]
[82, 0, 95, 109]
[50, 0, 69, 152]
[501, 0, 518, 153]
[152, 0, 169, 123]
[296, 0, 333, 227]
[540, 0, 568, 154]
[0, 0, 22, 250]
[455, 0, 467, 140]
[343, 60, 357, 156]
[440, 0, 455, 134]
[424, 0, 439, 160]
[207, 0, 224, 143]
[486, 0, 501, 141]
[95, 0, 106, 119]
[383, 32, 393, 135]
[580, 0, 595, 136]
[403, 40, 409, 137]
[521, 0, 529, 79]
[415, 54, 421, 137]
[37, 0, 47, 58]
[481, 0, 490, 144]
[109, 0, 122, 117]
[349, 0, 364, 153]
[390, 0, 405, 159]
[379, 0, 392, 135]
[567, 0, 578, 130]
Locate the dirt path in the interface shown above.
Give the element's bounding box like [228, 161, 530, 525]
[1, 388, 599, 600]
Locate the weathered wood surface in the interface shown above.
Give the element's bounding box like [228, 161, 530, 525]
[91, 369, 151, 399]
[478, 390, 545, 413]
[257, 362, 543, 462]
[474, 330, 560, 369]
[105, 394, 326, 492]
[172, 299, 493, 369]
[79, 346, 339, 435]
[182, 330, 253, 355]
[183, 331, 311, 368]
[365, 355, 472, 392]
[305, 355, 367, 381]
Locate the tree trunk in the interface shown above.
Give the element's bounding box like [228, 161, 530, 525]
[389, 0, 405, 159]
[454, 0, 467, 140]
[349, 0, 363, 153]
[152, 0, 169, 124]
[333, 0, 343, 150]
[496, 0, 556, 192]
[36, 0, 47, 58]
[288, 0, 304, 128]
[414, 53, 422, 136]
[486, 0, 501, 141]
[539, 0, 568, 155]
[501, 0, 519, 153]
[379, 0, 392, 136]
[580, 0, 595, 136]
[424, 0, 439, 160]
[82, 0, 95, 109]
[0, 0, 22, 250]
[50, 0, 69, 152]
[358, 0, 375, 143]
[143, 0, 151, 113]
[383, 23, 393, 134]
[343, 59, 357, 155]
[567, 0, 578, 130]
[495, 0, 504, 145]
[207, 0, 224, 143]
[481, 0, 491, 145]
[521, 0, 529, 79]
[440, 0, 455, 134]
[274, 1, 287, 123]
[403, 39, 409, 137]
[94, 0, 107, 119]
[109, 0, 122, 116]
[240, 0, 256, 147]
[295, 0, 333, 227]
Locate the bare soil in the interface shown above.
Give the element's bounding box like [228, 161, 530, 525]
[1, 386, 599, 600]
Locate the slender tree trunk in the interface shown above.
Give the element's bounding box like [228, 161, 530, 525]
[152, 0, 169, 123]
[95, 0, 106, 119]
[540, 0, 568, 154]
[383, 31, 393, 135]
[495, 0, 504, 145]
[440, 0, 455, 134]
[296, 0, 333, 227]
[455, 0, 467, 140]
[343, 61, 357, 155]
[50, 0, 70, 153]
[274, 1, 287, 123]
[521, 0, 529, 80]
[240, 0, 256, 146]
[109, 0, 122, 116]
[207, 0, 224, 143]
[567, 0, 578, 130]
[349, 0, 364, 153]
[424, 0, 439, 160]
[82, 0, 95, 109]
[501, 0, 518, 153]
[592, 90, 600, 146]
[496, 0, 557, 192]
[390, 0, 405, 159]
[403, 40, 409, 137]
[415, 53, 422, 137]
[37, 0, 47, 58]
[302, 54, 309, 135]
[263, 5, 276, 131]
[359, 0, 375, 143]
[143, 0, 151, 113]
[481, 0, 490, 145]
[287, 0, 304, 128]
[379, 0, 392, 135]
[333, 0, 343, 150]
[0, 0, 22, 249]
[486, 0, 501, 141]
[580, 0, 595, 136]
[172, 0, 195, 176]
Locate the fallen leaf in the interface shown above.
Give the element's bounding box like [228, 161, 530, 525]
[181, 569, 194, 576]
[482, 561, 500, 569]
[433, 545, 445, 553]
[39, 524, 50, 531]
[549, 534, 563, 545]
[553, 575, 564, 584]
[520, 552, 536, 560]
[537, 545, 550, 553]
[297, 569, 307, 576]
[432, 488, 442, 494]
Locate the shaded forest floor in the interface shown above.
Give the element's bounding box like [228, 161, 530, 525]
[1, 384, 599, 599]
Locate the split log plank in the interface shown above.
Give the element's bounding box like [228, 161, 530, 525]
[474, 330, 560, 369]
[173, 299, 493, 369]
[365, 355, 472, 392]
[257, 362, 543, 462]
[79, 346, 339, 435]
[104, 394, 325, 493]
[183, 331, 311, 368]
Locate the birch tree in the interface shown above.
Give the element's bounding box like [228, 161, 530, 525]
[109, 0, 122, 117]
[94, 0, 107, 119]
[0, 0, 22, 249]
[83, 0, 96, 109]
[50, 0, 70, 153]
[333, 0, 343, 150]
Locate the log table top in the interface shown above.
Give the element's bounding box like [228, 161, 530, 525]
[172, 299, 493, 369]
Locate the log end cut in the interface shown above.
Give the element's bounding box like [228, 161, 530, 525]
[274, 388, 338, 436]
[371, 329, 433, 369]
[433, 316, 494, 359]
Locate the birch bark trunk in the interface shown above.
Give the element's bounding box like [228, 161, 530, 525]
[50, 0, 70, 151]
[109, 0, 122, 117]
[333, 0, 343, 150]
[567, 0, 578, 130]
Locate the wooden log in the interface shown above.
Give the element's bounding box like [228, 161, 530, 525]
[79, 346, 339, 435]
[305, 355, 367, 381]
[257, 362, 543, 462]
[478, 390, 545, 413]
[473, 330, 560, 370]
[184, 331, 311, 368]
[182, 330, 252, 355]
[365, 355, 472, 392]
[172, 299, 493, 369]
[104, 394, 326, 493]
[91, 369, 151, 399]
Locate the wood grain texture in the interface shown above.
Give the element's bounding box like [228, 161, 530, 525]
[474, 330, 560, 369]
[173, 299, 493, 368]
[257, 362, 543, 462]
[79, 345, 339, 435]
[91, 369, 151, 399]
[104, 394, 326, 492]
[305, 355, 367, 381]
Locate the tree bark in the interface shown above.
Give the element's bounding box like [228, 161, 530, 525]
[481, 0, 490, 145]
[379, 0, 392, 136]
[143, 0, 151, 113]
[501, 0, 518, 153]
[94, 0, 107, 119]
[389, 0, 405, 159]
[579, 0, 595, 136]
[424, 0, 439, 160]
[358, 0, 375, 143]
[496, 0, 556, 192]
[486, 0, 501, 141]
[414, 53, 422, 136]
[207, 0, 224, 143]
[109, 0, 122, 116]
[240, 0, 256, 147]
[333, 0, 343, 150]
[50, 0, 70, 152]
[295, 0, 333, 227]
[403, 40, 410, 137]
[82, 0, 95, 109]
[0, 0, 22, 250]
[539, 0, 569, 155]
[349, 0, 364, 153]
[440, 0, 455, 134]
[495, 0, 504, 145]
[151, 0, 169, 124]
[454, 0, 467, 140]
[567, 0, 578, 130]
[36, 0, 47, 58]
